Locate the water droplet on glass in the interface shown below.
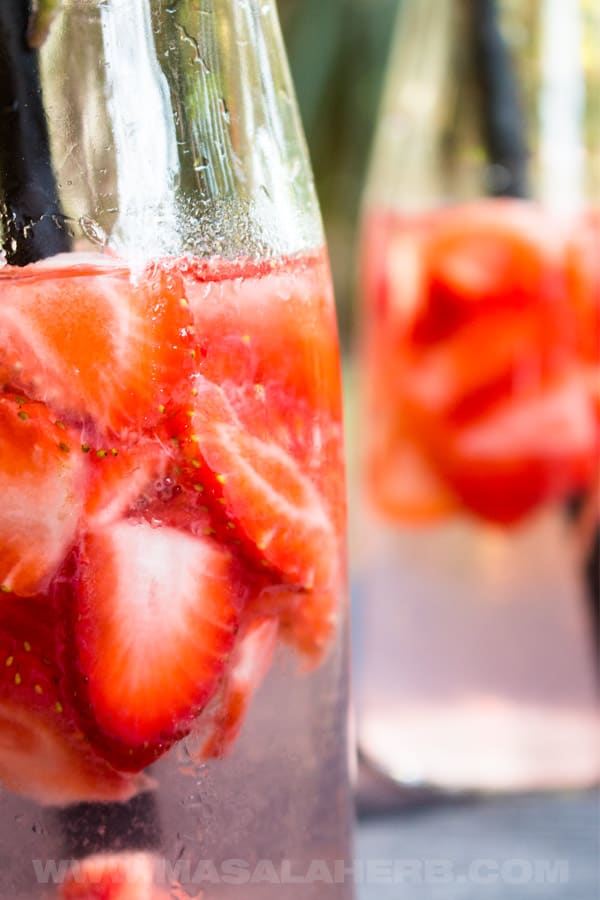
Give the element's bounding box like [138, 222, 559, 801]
[79, 216, 108, 247]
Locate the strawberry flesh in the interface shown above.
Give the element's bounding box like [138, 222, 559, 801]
[194, 616, 279, 759]
[83, 438, 167, 529]
[181, 251, 343, 419]
[278, 586, 339, 665]
[65, 521, 242, 769]
[0, 259, 195, 436]
[0, 394, 86, 596]
[0, 593, 148, 805]
[171, 379, 338, 591]
[437, 374, 599, 524]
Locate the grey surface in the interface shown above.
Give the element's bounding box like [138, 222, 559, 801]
[355, 790, 599, 899]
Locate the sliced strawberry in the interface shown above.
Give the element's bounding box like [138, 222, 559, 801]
[246, 575, 341, 664]
[173, 379, 338, 591]
[0, 393, 86, 596]
[83, 438, 167, 528]
[361, 211, 431, 333]
[219, 380, 347, 544]
[366, 424, 459, 523]
[566, 209, 600, 365]
[180, 251, 343, 419]
[0, 257, 195, 436]
[0, 702, 150, 806]
[436, 374, 599, 524]
[277, 584, 340, 664]
[361, 202, 600, 527]
[65, 521, 241, 769]
[128, 477, 214, 537]
[0, 593, 148, 805]
[362, 328, 459, 524]
[193, 616, 279, 759]
[400, 303, 575, 426]
[59, 852, 159, 900]
[420, 199, 567, 335]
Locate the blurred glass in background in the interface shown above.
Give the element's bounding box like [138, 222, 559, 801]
[354, 0, 600, 794]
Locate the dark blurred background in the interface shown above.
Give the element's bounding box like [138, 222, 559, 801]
[279, 0, 399, 345]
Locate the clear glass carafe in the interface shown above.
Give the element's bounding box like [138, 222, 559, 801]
[0, 1, 353, 896]
[356, 0, 600, 793]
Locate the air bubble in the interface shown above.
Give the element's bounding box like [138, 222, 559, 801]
[154, 477, 179, 502]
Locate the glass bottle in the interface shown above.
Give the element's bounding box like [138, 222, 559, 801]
[0, 1, 353, 897]
[356, 0, 600, 793]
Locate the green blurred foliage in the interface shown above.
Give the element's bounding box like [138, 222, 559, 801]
[279, 0, 399, 343]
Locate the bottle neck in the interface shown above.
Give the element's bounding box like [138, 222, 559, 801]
[366, 0, 599, 213]
[6, 0, 322, 264]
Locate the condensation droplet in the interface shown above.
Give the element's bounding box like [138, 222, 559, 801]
[79, 215, 108, 247]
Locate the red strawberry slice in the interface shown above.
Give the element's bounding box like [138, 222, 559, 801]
[212, 379, 347, 546]
[0, 394, 86, 596]
[278, 585, 340, 665]
[400, 303, 575, 426]
[436, 374, 599, 525]
[247, 575, 341, 664]
[424, 200, 566, 322]
[66, 521, 241, 769]
[180, 251, 343, 419]
[173, 379, 338, 591]
[128, 476, 215, 536]
[83, 438, 167, 528]
[0, 593, 149, 805]
[366, 423, 460, 523]
[566, 209, 600, 365]
[59, 852, 160, 900]
[0, 257, 195, 436]
[0, 702, 150, 807]
[193, 616, 279, 759]
[362, 211, 431, 331]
